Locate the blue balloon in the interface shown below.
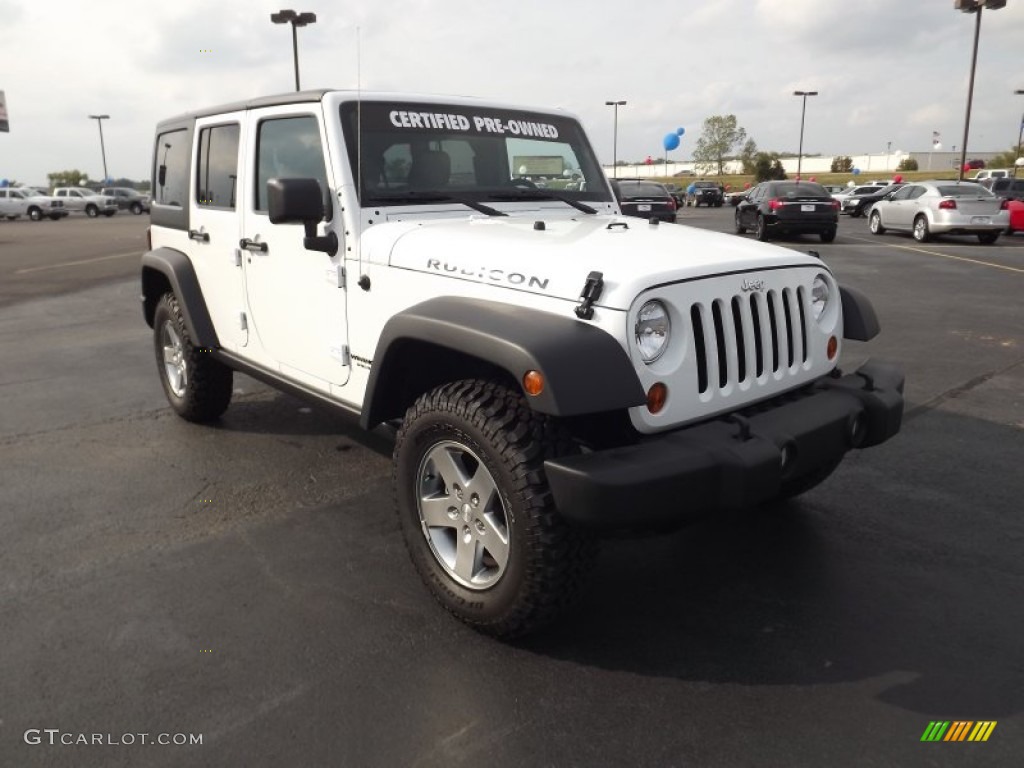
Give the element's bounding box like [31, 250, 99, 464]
[852, 168, 861, 175]
[676, 127, 685, 136]
[663, 133, 680, 151]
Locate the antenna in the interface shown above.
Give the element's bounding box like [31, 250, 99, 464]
[356, 25, 364, 275]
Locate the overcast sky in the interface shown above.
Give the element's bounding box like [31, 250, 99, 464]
[2, 0, 1023, 184]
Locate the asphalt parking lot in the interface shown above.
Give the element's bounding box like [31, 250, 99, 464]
[1, 211, 1021, 767]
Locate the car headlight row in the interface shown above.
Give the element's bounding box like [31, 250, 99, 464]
[635, 300, 671, 363]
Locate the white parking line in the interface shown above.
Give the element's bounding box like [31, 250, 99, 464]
[844, 235, 1024, 274]
[14, 251, 141, 275]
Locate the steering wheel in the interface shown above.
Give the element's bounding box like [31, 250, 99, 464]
[507, 177, 538, 189]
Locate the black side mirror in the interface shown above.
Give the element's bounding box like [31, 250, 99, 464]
[267, 178, 337, 256]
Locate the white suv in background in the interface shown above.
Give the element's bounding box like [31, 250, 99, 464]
[52, 187, 118, 217]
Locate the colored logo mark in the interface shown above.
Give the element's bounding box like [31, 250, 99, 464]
[921, 721, 997, 742]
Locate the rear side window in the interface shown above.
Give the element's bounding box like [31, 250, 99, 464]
[255, 115, 328, 212]
[196, 123, 240, 209]
[154, 129, 189, 207]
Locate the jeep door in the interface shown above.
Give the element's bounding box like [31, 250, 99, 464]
[189, 114, 249, 351]
[240, 106, 349, 387]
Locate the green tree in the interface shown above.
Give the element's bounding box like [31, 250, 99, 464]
[739, 138, 759, 174]
[986, 145, 1022, 168]
[896, 157, 919, 171]
[754, 153, 787, 182]
[47, 169, 89, 187]
[831, 156, 853, 172]
[692, 115, 747, 175]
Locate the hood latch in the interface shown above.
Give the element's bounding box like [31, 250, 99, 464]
[574, 271, 604, 320]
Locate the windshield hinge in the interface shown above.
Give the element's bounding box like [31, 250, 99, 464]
[574, 271, 604, 320]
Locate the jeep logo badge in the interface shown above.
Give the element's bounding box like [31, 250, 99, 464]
[741, 279, 764, 292]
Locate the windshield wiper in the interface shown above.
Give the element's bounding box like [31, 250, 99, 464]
[369, 191, 506, 217]
[487, 189, 598, 215]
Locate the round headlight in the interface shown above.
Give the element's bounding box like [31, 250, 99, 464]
[635, 300, 671, 363]
[811, 274, 830, 321]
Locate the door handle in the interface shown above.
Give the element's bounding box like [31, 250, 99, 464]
[188, 229, 210, 243]
[239, 238, 268, 253]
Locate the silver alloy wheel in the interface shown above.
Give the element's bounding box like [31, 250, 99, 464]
[160, 321, 188, 397]
[416, 440, 510, 590]
[913, 216, 928, 242]
[870, 212, 880, 233]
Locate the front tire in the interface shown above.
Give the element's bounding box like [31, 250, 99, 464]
[28, 207, 43, 221]
[869, 210, 886, 234]
[734, 211, 746, 234]
[85, 204, 99, 217]
[913, 215, 930, 243]
[130, 202, 143, 215]
[152, 293, 232, 423]
[394, 380, 594, 638]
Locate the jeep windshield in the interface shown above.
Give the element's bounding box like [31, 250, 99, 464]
[340, 101, 612, 210]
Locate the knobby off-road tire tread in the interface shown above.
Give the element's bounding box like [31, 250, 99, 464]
[394, 379, 595, 638]
[154, 293, 233, 423]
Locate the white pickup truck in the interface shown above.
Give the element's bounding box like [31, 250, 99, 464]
[52, 187, 118, 217]
[0, 187, 68, 220]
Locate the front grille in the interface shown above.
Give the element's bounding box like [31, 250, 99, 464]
[690, 287, 809, 395]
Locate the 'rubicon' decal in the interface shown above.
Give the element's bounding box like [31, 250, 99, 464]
[426, 259, 550, 291]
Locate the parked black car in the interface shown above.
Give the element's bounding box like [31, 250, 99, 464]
[981, 177, 1024, 202]
[840, 183, 905, 218]
[690, 180, 724, 207]
[735, 180, 839, 242]
[610, 180, 677, 222]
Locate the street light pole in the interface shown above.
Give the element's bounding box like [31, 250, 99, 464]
[271, 9, 317, 91]
[793, 91, 817, 181]
[88, 114, 110, 182]
[1014, 89, 1024, 178]
[954, 0, 1006, 182]
[605, 101, 626, 178]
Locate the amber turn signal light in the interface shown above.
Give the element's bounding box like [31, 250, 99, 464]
[827, 335, 838, 361]
[522, 370, 545, 396]
[646, 382, 668, 413]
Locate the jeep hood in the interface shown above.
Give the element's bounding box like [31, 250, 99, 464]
[374, 214, 825, 310]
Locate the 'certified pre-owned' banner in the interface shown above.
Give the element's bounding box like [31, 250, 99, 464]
[0, 91, 9, 133]
[355, 102, 570, 141]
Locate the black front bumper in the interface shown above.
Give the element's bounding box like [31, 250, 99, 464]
[545, 361, 904, 530]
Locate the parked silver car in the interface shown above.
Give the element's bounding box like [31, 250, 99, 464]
[868, 180, 1009, 244]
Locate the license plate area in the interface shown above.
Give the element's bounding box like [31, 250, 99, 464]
[637, 204, 651, 211]
[801, 204, 815, 212]
[971, 216, 990, 224]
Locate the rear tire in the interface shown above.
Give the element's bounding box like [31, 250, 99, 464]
[913, 215, 930, 243]
[869, 210, 886, 235]
[394, 379, 594, 638]
[820, 227, 836, 243]
[755, 214, 769, 241]
[977, 232, 999, 245]
[152, 293, 232, 423]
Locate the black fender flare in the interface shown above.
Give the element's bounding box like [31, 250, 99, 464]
[360, 297, 646, 429]
[140, 247, 219, 349]
[839, 285, 880, 341]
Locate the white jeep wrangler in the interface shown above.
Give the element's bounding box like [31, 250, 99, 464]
[141, 90, 904, 637]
